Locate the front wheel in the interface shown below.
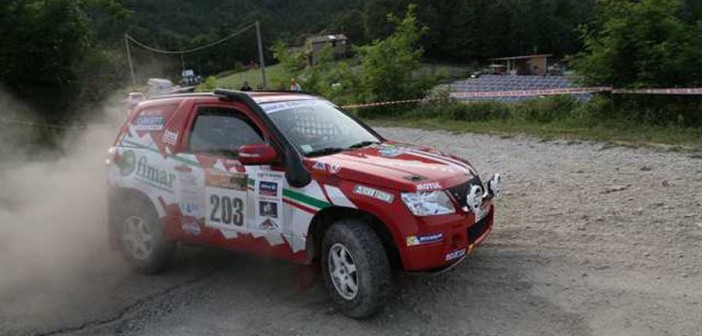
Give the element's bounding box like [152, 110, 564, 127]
[321, 220, 391, 319]
[116, 198, 176, 274]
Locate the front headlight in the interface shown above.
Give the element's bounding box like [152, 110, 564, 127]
[401, 191, 456, 216]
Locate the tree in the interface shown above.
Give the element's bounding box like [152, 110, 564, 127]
[572, 0, 702, 88]
[356, 4, 430, 103]
[0, 0, 129, 118]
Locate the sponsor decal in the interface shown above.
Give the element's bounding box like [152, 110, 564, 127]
[182, 219, 201, 235]
[259, 181, 278, 197]
[353, 185, 394, 203]
[135, 156, 176, 189]
[205, 171, 248, 191]
[259, 218, 280, 231]
[118, 150, 136, 177]
[255, 171, 285, 233]
[329, 163, 342, 174]
[261, 100, 330, 114]
[416, 181, 442, 191]
[180, 201, 201, 217]
[178, 170, 201, 217]
[406, 233, 444, 246]
[312, 161, 327, 171]
[384, 160, 456, 174]
[446, 248, 466, 261]
[378, 144, 403, 157]
[205, 171, 248, 229]
[259, 201, 278, 219]
[133, 116, 165, 131]
[300, 144, 313, 153]
[161, 129, 178, 145]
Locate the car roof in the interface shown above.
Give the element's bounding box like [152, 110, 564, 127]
[145, 91, 319, 106]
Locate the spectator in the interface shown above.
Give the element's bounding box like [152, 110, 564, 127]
[289, 78, 302, 91]
[240, 81, 253, 91]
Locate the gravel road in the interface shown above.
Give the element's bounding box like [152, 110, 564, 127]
[2, 127, 701, 336]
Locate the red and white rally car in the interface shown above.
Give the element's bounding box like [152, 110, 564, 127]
[106, 89, 502, 318]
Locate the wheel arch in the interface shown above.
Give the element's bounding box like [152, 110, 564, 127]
[306, 206, 402, 269]
[108, 187, 160, 246]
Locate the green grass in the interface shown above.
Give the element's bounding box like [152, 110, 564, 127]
[365, 117, 702, 150]
[214, 61, 469, 91]
[216, 63, 287, 90]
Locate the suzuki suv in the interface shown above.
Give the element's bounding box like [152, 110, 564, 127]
[107, 89, 502, 318]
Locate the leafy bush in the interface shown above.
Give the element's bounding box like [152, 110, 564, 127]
[610, 95, 702, 127]
[511, 95, 577, 123]
[571, 0, 702, 88]
[196, 76, 218, 92]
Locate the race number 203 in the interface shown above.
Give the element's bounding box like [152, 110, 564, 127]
[208, 194, 244, 226]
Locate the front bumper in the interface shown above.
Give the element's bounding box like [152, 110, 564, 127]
[399, 202, 494, 271]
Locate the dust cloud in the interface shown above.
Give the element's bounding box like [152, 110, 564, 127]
[0, 90, 128, 329]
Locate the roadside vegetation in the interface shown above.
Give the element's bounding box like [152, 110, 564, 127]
[0, 0, 700, 149]
[364, 96, 702, 148]
[246, 1, 701, 148]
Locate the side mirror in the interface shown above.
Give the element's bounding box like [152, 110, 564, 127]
[238, 144, 278, 165]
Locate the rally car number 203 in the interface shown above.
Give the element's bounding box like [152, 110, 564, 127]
[106, 89, 503, 319]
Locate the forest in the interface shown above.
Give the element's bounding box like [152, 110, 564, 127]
[1, 0, 701, 120]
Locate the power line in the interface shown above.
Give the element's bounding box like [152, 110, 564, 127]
[125, 22, 257, 55]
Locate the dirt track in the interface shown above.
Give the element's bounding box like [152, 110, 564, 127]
[2, 127, 701, 336]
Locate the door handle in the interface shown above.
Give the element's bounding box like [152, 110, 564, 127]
[175, 165, 192, 173]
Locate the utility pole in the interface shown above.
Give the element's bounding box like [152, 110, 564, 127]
[125, 34, 137, 87]
[255, 21, 267, 89]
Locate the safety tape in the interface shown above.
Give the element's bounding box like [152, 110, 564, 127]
[448, 86, 612, 98]
[341, 86, 702, 108]
[2, 86, 700, 128]
[341, 97, 442, 109]
[612, 88, 702, 95]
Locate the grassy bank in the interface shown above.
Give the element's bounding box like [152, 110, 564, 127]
[216, 64, 287, 90]
[359, 96, 702, 150]
[367, 118, 702, 149]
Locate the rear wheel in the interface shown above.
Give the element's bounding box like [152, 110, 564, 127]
[116, 198, 176, 274]
[321, 220, 391, 319]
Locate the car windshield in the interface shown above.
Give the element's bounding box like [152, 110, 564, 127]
[262, 99, 381, 157]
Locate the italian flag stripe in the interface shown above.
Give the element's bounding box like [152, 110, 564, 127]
[283, 188, 331, 210]
[283, 198, 317, 214]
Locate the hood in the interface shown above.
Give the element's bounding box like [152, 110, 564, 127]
[307, 143, 476, 192]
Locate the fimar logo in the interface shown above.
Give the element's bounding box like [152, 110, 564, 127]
[134, 156, 176, 189]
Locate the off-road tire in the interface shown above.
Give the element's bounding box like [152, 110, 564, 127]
[321, 219, 392, 319]
[116, 197, 176, 274]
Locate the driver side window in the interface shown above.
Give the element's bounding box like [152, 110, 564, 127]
[188, 107, 264, 157]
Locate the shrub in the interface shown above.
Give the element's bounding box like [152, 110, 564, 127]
[512, 95, 577, 123]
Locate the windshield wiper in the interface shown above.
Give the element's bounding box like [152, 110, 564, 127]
[305, 147, 346, 157]
[348, 140, 380, 149]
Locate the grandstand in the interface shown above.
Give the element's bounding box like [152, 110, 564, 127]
[449, 75, 591, 103]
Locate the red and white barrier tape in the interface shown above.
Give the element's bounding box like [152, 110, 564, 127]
[612, 88, 702, 95]
[342, 98, 439, 109]
[2, 86, 700, 127]
[342, 86, 702, 108]
[449, 86, 612, 98]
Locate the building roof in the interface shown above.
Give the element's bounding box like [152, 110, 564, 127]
[489, 54, 553, 61]
[306, 34, 349, 44]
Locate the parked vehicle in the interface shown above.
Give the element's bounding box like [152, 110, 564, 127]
[106, 89, 503, 318]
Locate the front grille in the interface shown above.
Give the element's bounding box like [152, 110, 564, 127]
[468, 215, 489, 243]
[447, 177, 484, 208]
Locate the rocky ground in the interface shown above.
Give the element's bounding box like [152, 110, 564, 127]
[1, 127, 701, 336]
